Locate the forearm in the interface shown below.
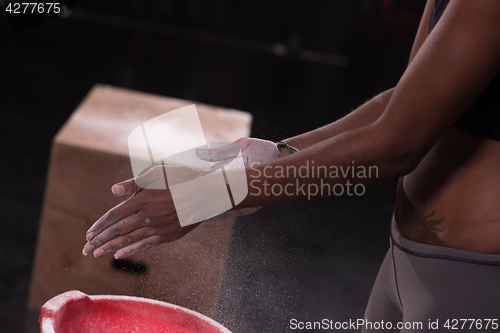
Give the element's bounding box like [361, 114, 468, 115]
[237, 119, 410, 208]
[282, 88, 394, 150]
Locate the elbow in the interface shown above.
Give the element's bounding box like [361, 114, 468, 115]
[389, 150, 420, 177]
[376, 127, 426, 178]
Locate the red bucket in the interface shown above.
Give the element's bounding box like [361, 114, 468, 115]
[39, 290, 232, 333]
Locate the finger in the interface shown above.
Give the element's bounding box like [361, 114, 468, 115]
[114, 236, 164, 259]
[200, 152, 244, 172]
[82, 213, 145, 256]
[163, 166, 201, 186]
[135, 165, 167, 190]
[86, 194, 142, 242]
[110, 165, 167, 197]
[196, 142, 240, 162]
[92, 227, 153, 258]
[111, 178, 140, 197]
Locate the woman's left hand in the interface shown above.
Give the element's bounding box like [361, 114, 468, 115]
[82, 165, 200, 259]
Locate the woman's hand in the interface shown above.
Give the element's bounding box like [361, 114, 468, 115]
[194, 137, 281, 220]
[196, 137, 281, 171]
[83, 137, 279, 259]
[83, 165, 200, 259]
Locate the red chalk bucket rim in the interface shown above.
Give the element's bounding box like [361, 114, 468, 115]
[39, 290, 232, 333]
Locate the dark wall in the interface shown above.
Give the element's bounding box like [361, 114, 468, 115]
[0, 1, 425, 332]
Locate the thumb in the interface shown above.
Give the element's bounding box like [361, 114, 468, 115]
[111, 165, 166, 196]
[196, 142, 241, 162]
[111, 178, 140, 197]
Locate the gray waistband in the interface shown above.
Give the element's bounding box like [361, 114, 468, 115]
[391, 217, 500, 265]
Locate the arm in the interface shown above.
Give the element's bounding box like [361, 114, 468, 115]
[237, 0, 500, 207]
[282, 0, 435, 152]
[283, 88, 394, 151]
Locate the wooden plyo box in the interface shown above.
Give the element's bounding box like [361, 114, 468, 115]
[26, 84, 252, 331]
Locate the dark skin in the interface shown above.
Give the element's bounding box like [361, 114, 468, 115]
[83, 0, 500, 259]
